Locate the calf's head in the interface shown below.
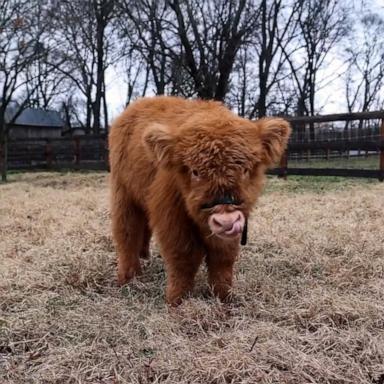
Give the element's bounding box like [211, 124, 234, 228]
[144, 115, 291, 241]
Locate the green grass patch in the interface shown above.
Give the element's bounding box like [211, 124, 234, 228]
[265, 174, 379, 194]
[288, 154, 379, 170]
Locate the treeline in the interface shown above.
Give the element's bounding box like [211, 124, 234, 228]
[1, 0, 384, 137]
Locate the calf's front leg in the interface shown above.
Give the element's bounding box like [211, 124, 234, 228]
[205, 241, 239, 301]
[164, 249, 204, 305]
[152, 210, 204, 305]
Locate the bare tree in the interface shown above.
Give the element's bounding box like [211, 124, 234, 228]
[123, 51, 150, 105]
[93, 0, 116, 132]
[345, 12, 384, 113]
[228, 45, 255, 117]
[274, 0, 349, 143]
[48, 1, 96, 132]
[281, 0, 348, 118]
[117, 0, 174, 96]
[251, 0, 301, 118]
[223, 0, 302, 118]
[49, 0, 116, 133]
[167, 0, 259, 101]
[25, 47, 69, 110]
[0, 0, 45, 181]
[117, 0, 259, 102]
[59, 91, 88, 131]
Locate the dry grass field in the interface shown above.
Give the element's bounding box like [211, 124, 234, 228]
[1, 172, 383, 384]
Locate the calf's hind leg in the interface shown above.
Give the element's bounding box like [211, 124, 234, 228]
[111, 183, 148, 285]
[140, 223, 152, 259]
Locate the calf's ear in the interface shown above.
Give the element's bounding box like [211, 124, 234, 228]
[257, 118, 291, 167]
[143, 123, 175, 167]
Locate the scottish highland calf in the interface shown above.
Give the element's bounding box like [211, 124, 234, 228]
[109, 96, 291, 305]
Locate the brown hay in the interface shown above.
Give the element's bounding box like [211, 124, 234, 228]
[0, 172, 383, 383]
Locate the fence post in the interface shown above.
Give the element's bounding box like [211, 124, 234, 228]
[326, 139, 330, 160]
[278, 150, 288, 180]
[380, 119, 384, 182]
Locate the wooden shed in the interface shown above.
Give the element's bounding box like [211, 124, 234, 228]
[6, 104, 64, 139]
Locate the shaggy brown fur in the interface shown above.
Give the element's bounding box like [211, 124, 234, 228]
[109, 96, 291, 305]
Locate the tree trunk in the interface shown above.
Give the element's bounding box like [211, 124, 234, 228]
[258, 84, 267, 118]
[296, 96, 307, 142]
[93, 20, 104, 134]
[257, 0, 268, 118]
[309, 76, 316, 141]
[102, 79, 108, 132]
[63, 102, 72, 132]
[86, 96, 92, 134]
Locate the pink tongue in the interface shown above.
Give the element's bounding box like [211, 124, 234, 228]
[225, 222, 242, 236]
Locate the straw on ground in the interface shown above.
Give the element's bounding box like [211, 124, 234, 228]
[0, 172, 383, 383]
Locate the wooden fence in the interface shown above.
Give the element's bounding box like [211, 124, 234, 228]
[3, 110, 384, 181]
[273, 111, 384, 181]
[6, 135, 109, 171]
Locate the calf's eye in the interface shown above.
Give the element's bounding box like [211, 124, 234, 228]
[191, 169, 200, 180]
[242, 169, 250, 179]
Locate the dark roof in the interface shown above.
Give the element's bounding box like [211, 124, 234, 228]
[4, 103, 64, 128]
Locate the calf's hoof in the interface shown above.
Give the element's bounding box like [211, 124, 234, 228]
[117, 264, 142, 286]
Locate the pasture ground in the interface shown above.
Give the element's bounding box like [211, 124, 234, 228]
[0, 172, 383, 384]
